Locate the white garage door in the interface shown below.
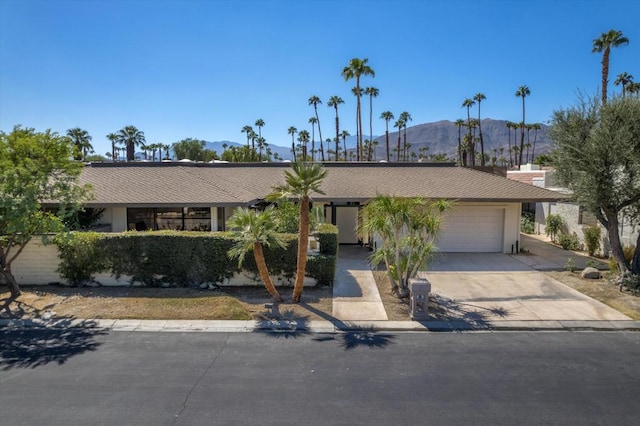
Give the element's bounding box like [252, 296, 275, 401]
[436, 207, 505, 252]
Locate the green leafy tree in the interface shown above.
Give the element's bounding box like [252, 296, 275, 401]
[550, 95, 640, 275]
[116, 125, 145, 161]
[342, 58, 375, 161]
[592, 29, 629, 104]
[515, 85, 530, 166]
[0, 126, 92, 297]
[268, 162, 327, 303]
[360, 196, 451, 298]
[227, 207, 285, 302]
[172, 138, 216, 161]
[66, 128, 94, 161]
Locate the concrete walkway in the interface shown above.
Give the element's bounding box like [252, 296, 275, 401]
[518, 234, 608, 271]
[332, 246, 388, 321]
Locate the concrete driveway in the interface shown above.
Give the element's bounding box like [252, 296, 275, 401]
[423, 252, 630, 322]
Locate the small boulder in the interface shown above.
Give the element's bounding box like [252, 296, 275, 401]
[581, 267, 601, 279]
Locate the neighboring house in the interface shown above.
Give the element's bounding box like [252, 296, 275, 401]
[507, 164, 639, 255]
[48, 161, 562, 254]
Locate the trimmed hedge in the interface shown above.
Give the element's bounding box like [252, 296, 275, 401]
[54, 228, 337, 287]
[316, 223, 338, 256]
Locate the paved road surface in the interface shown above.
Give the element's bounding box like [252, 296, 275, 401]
[1, 329, 639, 425]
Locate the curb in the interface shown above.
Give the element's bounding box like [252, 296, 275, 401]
[1, 318, 639, 333]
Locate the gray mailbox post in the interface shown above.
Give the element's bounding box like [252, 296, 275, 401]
[409, 278, 431, 320]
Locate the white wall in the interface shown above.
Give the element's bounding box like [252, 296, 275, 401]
[11, 238, 62, 285]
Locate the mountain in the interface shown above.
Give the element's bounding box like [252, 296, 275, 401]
[371, 119, 551, 162]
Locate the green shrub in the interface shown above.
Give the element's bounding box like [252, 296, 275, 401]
[520, 213, 535, 234]
[55, 230, 336, 287]
[307, 254, 337, 286]
[316, 223, 339, 255]
[545, 214, 563, 243]
[558, 232, 582, 251]
[565, 257, 576, 272]
[582, 226, 601, 256]
[622, 274, 640, 296]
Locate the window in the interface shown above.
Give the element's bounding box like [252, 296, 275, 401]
[127, 207, 211, 231]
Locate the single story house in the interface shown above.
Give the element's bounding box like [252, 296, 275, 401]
[55, 161, 564, 254]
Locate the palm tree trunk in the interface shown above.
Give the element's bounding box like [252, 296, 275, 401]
[335, 108, 340, 161]
[385, 124, 390, 162]
[602, 47, 610, 104]
[369, 95, 373, 161]
[292, 196, 310, 303]
[396, 131, 401, 162]
[478, 105, 485, 166]
[253, 242, 283, 302]
[315, 106, 324, 161]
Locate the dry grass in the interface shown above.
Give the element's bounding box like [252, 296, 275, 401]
[0, 285, 334, 322]
[546, 271, 640, 320]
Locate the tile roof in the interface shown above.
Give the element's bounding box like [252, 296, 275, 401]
[79, 162, 566, 206]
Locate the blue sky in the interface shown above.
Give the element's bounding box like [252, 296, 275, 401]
[1, 0, 639, 156]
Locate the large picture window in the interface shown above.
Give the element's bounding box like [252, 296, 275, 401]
[127, 207, 211, 231]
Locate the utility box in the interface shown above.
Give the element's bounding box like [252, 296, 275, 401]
[409, 278, 431, 320]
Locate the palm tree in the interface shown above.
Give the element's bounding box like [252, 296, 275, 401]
[308, 96, 324, 161]
[627, 81, 640, 98]
[298, 130, 310, 160]
[454, 119, 465, 165]
[255, 119, 265, 140]
[66, 128, 93, 161]
[515, 85, 530, 166]
[340, 130, 350, 161]
[241, 125, 253, 148]
[106, 132, 118, 162]
[399, 111, 411, 162]
[308, 117, 318, 161]
[287, 126, 297, 161]
[592, 29, 629, 104]
[268, 162, 327, 303]
[473, 93, 487, 166]
[380, 111, 394, 162]
[116, 125, 145, 161]
[327, 95, 344, 161]
[227, 207, 285, 302]
[505, 121, 513, 167]
[365, 87, 379, 160]
[461, 99, 475, 167]
[351, 87, 363, 160]
[393, 119, 403, 162]
[531, 123, 541, 162]
[614, 72, 634, 97]
[342, 58, 375, 161]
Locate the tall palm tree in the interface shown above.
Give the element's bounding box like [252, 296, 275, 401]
[327, 95, 344, 161]
[298, 130, 310, 160]
[393, 119, 403, 162]
[380, 111, 394, 162]
[614, 72, 634, 97]
[106, 132, 118, 162]
[308, 96, 324, 161]
[531, 123, 541, 162]
[227, 207, 285, 302]
[461, 99, 475, 167]
[268, 162, 327, 303]
[308, 117, 318, 161]
[515, 85, 530, 166]
[399, 111, 411, 162]
[241, 125, 253, 148]
[342, 58, 375, 161]
[505, 121, 513, 167]
[364, 87, 379, 160]
[473, 93, 487, 166]
[454, 119, 465, 166]
[592, 29, 629, 104]
[287, 126, 297, 161]
[116, 125, 145, 162]
[351, 87, 363, 160]
[255, 119, 265, 140]
[340, 130, 350, 161]
[66, 128, 93, 161]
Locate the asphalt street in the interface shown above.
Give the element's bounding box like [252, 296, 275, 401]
[1, 329, 639, 425]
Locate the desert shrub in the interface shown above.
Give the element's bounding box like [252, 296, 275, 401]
[621, 274, 640, 296]
[558, 232, 582, 251]
[582, 226, 601, 256]
[545, 214, 563, 242]
[565, 257, 576, 272]
[623, 245, 636, 263]
[520, 213, 535, 234]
